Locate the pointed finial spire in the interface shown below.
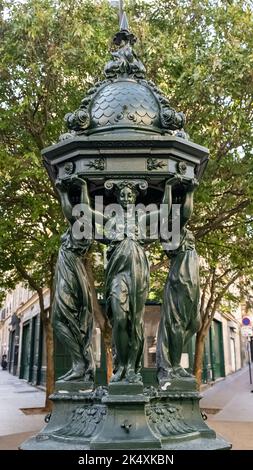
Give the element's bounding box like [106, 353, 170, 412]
[119, 0, 124, 25]
[113, 5, 136, 46]
[104, 4, 145, 79]
[120, 11, 129, 32]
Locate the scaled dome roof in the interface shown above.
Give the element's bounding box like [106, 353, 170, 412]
[63, 13, 186, 138]
[90, 78, 161, 133]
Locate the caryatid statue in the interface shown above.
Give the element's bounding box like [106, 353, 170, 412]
[156, 179, 201, 382]
[52, 177, 95, 382]
[103, 178, 182, 384]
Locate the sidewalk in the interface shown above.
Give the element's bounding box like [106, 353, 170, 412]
[200, 366, 253, 449]
[0, 367, 252, 450]
[0, 369, 46, 450]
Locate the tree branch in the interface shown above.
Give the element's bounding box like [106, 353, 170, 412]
[195, 199, 250, 239]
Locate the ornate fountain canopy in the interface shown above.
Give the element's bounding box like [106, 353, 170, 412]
[64, 12, 186, 137]
[42, 11, 209, 192]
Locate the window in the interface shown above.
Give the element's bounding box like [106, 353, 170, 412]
[1, 308, 6, 320]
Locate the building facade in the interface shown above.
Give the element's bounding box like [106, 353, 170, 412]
[0, 285, 49, 386]
[0, 284, 249, 386]
[201, 311, 241, 383]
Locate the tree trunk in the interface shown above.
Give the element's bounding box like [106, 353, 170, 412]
[38, 289, 55, 411]
[103, 323, 113, 383]
[193, 330, 206, 390]
[84, 255, 113, 383]
[43, 317, 55, 411]
[14, 265, 56, 411]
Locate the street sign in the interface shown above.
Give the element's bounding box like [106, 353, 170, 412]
[242, 316, 251, 326]
[241, 325, 253, 337]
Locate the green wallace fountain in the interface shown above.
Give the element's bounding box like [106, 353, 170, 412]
[21, 11, 231, 450]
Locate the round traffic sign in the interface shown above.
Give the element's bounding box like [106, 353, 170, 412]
[242, 316, 251, 326]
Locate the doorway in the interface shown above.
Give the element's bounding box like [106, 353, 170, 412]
[20, 323, 31, 380]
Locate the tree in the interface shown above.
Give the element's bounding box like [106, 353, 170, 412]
[0, 0, 253, 393]
[0, 0, 115, 406]
[194, 226, 253, 386]
[132, 0, 253, 385]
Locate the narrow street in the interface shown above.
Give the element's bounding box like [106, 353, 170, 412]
[200, 366, 253, 450]
[0, 366, 252, 450]
[0, 370, 45, 449]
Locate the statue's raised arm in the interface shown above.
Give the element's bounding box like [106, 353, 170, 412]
[180, 178, 199, 228]
[55, 178, 76, 225]
[139, 176, 180, 239]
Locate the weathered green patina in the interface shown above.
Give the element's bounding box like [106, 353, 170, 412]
[52, 179, 95, 383]
[157, 182, 201, 383]
[21, 10, 231, 451]
[104, 181, 149, 384]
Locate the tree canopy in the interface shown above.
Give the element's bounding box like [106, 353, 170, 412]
[0, 0, 253, 326]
